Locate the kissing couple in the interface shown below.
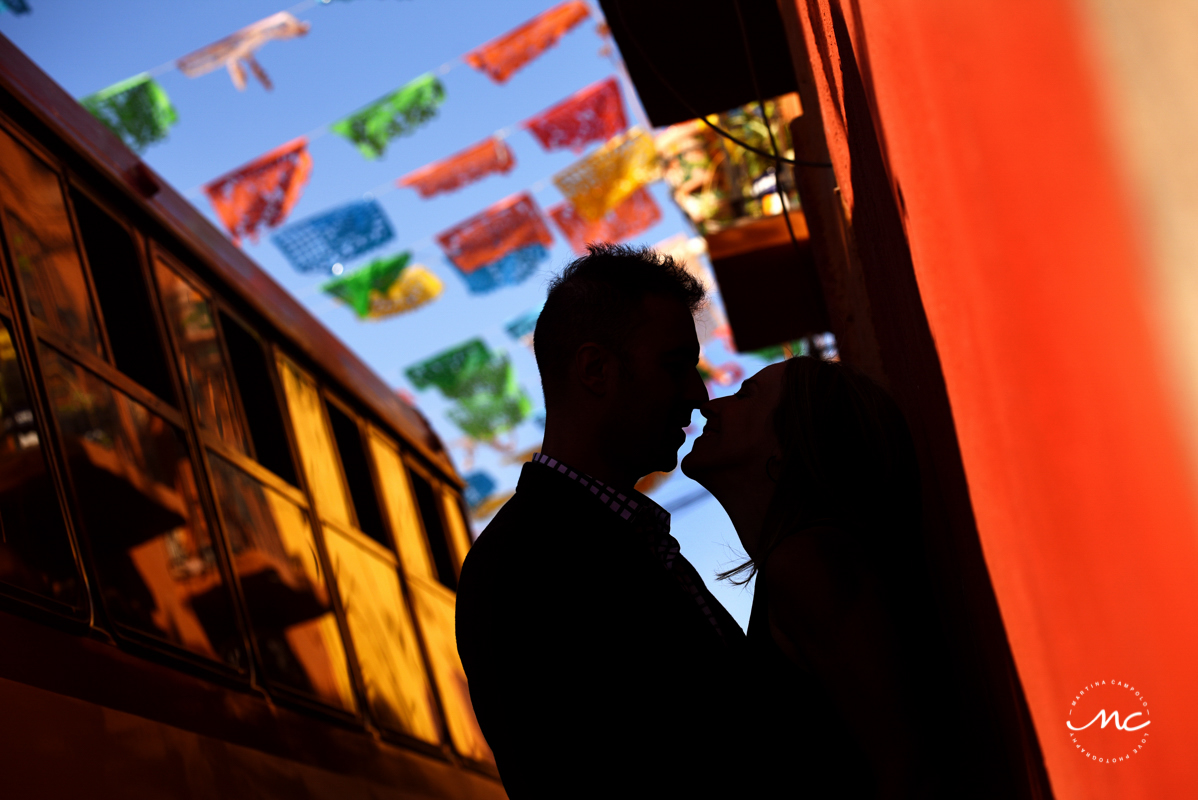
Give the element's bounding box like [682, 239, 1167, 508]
[457, 245, 947, 798]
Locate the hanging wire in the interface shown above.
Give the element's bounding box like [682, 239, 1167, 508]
[609, 0, 832, 169]
[729, 0, 804, 259]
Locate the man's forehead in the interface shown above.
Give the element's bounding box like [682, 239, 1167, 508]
[630, 295, 699, 351]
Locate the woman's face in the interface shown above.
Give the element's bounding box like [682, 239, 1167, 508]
[681, 362, 787, 487]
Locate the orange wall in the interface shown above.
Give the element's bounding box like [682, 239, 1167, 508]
[790, 0, 1198, 796]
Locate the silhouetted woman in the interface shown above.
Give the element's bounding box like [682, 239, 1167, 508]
[682, 356, 944, 798]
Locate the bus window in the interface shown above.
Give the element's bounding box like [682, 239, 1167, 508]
[154, 260, 247, 454]
[407, 468, 457, 591]
[274, 354, 352, 530]
[39, 347, 243, 666]
[408, 575, 493, 764]
[439, 490, 473, 572]
[68, 188, 174, 404]
[367, 430, 437, 582]
[324, 400, 387, 547]
[207, 454, 356, 711]
[323, 523, 441, 742]
[217, 312, 298, 486]
[0, 319, 82, 608]
[0, 127, 104, 358]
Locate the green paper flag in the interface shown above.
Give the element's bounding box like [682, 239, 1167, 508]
[331, 73, 446, 159]
[405, 338, 493, 399]
[321, 251, 411, 318]
[447, 384, 533, 441]
[81, 73, 178, 153]
[406, 338, 533, 440]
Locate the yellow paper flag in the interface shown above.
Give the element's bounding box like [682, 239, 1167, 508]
[552, 127, 660, 221]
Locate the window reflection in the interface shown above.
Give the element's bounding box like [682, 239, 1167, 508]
[0, 320, 81, 606]
[208, 455, 356, 711]
[368, 432, 436, 581]
[324, 525, 440, 741]
[275, 355, 352, 529]
[0, 129, 104, 355]
[40, 348, 242, 665]
[154, 262, 246, 453]
[409, 576, 493, 763]
[440, 489, 473, 572]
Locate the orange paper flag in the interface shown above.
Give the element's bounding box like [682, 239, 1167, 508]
[436, 193, 554, 272]
[465, 1, 591, 84]
[549, 186, 662, 255]
[204, 138, 312, 245]
[397, 137, 516, 199]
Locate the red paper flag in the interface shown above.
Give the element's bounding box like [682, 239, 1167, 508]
[549, 186, 662, 255]
[204, 138, 312, 244]
[523, 76, 627, 153]
[436, 193, 554, 273]
[465, 1, 591, 84]
[397, 137, 516, 199]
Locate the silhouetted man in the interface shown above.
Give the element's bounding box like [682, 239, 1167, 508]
[456, 245, 747, 798]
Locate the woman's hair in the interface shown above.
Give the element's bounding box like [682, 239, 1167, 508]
[719, 355, 923, 583]
[730, 356, 955, 788]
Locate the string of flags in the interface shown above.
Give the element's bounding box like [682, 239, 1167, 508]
[79, 1, 593, 153]
[215, 72, 635, 264]
[73, 1, 680, 312]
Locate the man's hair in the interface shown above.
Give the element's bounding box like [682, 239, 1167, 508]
[533, 243, 706, 399]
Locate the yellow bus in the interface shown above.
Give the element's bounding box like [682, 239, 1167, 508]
[0, 33, 502, 799]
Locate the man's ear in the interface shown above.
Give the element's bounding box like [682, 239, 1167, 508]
[574, 342, 613, 397]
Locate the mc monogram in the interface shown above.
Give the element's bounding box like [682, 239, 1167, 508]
[1066, 680, 1152, 765]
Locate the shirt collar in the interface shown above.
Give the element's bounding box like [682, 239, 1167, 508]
[529, 452, 670, 534]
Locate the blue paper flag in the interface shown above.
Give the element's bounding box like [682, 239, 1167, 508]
[462, 471, 497, 509]
[456, 243, 548, 294]
[272, 199, 394, 273]
[505, 304, 543, 341]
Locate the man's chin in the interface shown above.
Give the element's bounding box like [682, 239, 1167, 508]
[654, 451, 680, 474]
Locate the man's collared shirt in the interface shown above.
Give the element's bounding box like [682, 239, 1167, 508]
[530, 452, 729, 640]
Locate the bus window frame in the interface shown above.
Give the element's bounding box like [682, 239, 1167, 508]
[150, 246, 251, 458]
[322, 391, 385, 542]
[0, 128, 254, 676]
[237, 346, 366, 723]
[66, 178, 178, 406]
[404, 457, 463, 586]
[0, 115, 113, 367]
[0, 124, 92, 623]
[321, 398, 454, 752]
[149, 258, 365, 723]
[30, 192, 252, 677]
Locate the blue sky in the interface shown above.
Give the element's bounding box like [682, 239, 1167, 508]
[0, 0, 770, 627]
